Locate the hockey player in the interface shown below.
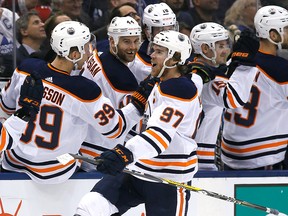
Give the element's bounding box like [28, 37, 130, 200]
[221, 5, 288, 170]
[0, 21, 156, 184]
[75, 30, 201, 216]
[129, 2, 179, 84]
[189, 22, 259, 170]
[80, 16, 143, 167]
[0, 72, 43, 151]
[139, 2, 178, 65]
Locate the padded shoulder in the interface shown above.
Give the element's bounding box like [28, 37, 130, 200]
[256, 52, 288, 83]
[159, 76, 198, 100]
[56, 76, 102, 100]
[100, 52, 138, 91]
[18, 59, 102, 100]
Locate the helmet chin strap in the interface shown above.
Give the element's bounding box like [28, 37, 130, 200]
[268, 34, 283, 50]
[65, 54, 83, 65]
[200, 48, 217, 65]
[156, 58, 177, 78]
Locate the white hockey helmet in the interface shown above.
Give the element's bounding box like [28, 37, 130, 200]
[190, 22, 229, 62]
[254, 5, 288, 48]
[143, 3, 177, 41]
[108, 16, 142, 46]
[153, 30, 192, 65]
[50, 21, 91, 63]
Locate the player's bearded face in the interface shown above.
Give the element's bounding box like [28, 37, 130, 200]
[150, 44, 168, 77]
[116, 36, 140, 64]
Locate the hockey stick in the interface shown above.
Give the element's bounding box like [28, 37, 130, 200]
[56, 153, 286, 216]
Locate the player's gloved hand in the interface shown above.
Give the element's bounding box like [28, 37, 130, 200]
[96, 144, 134, 176]
[15, 71, 44, 121]
[230, 29, 259, 67]
[188, 61, 215, 84]
[131, 76, 159, 115]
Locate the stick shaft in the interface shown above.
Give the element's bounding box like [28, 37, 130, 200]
[71, 154, 281, 215]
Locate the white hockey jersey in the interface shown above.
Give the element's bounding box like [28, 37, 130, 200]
[191, 63, 258, 170]
[80, 50, 150, 160]
[222, 51, 288, 169]
[0, 115, 27, 151]
[0, 58, 140, 184]
[126, 75, 202, 183]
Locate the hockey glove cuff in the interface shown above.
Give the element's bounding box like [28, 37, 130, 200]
[97, 144, 134, 176]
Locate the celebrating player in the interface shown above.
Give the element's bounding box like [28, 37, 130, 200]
[75, 30, 201, 216]
[0, 21, 156, 184]
[188, 22, 259, 170]
[221, 5, 288, 170]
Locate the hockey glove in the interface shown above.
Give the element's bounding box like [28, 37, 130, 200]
[188, 61, 215, 84]
[131, 77, 159, 115]
[97, 144, 134, 176]
[16, 71, 44, 121]
[230, 29, 259, 67]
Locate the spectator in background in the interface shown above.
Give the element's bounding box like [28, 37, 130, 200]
[82, 0, 108, 32]
[82, 0, 138, 32]
[261, 0, 288, 9]
[161, 0, 194, 31]
[224, 0, 258, 32]
[1, 0, 38, 15]
[215, 0, 235, 25]
[39, 12, 71, 62]
[51, 0, 92, 30]
[33, 0, 52, 22]
[188, 0, 220, 29]
[1, 0, 52, 22]
[16, 10, 46, 66]
[179, 22, 192, 37]
[94, 2, 141, 43]
[0, 7, 19, 87]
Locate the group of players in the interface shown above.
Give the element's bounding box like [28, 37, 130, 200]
[0, 2, 287, 216]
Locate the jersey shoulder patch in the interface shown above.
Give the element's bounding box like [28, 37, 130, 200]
[159, 76, 197, 100]
[256, 52, 288, 83]
[18, 59, 102, 100]
[57, 76, 102, 100]
[100, 52, 138, 91]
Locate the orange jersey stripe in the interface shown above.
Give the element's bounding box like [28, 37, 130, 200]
[146, 129, 168, 149]
[140, 158, 197, 167]
[0, 127, 7, 151]
[197, 150, 215, 156]
[222, 140, 287, 154]
[80, 148, 100, 158]
[6, 151, 75, 173]
[178, 187, 184, 216]
[226, 89, 237, 109]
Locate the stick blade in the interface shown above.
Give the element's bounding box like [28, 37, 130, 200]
[56, 153, 75, 165]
